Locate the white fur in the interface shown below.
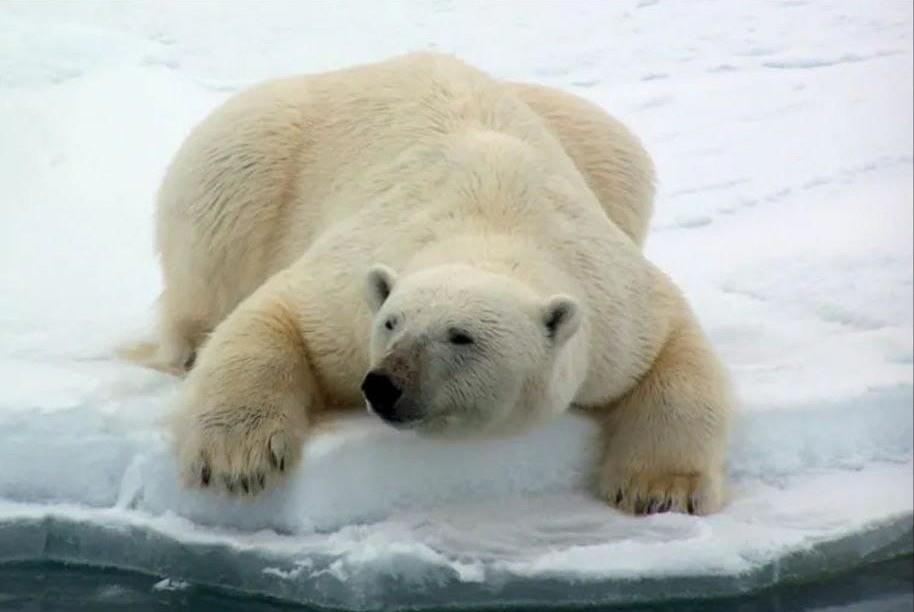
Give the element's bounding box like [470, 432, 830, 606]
[127, 52, 731, 514]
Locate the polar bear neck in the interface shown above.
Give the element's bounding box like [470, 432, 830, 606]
[403, 231, 580, 299]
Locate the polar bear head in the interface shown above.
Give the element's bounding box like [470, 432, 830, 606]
[361, 263, 583, 437]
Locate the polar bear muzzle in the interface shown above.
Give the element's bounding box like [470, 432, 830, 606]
[361, 369, 423, 427]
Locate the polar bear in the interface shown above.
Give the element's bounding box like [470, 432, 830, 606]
[127, 52, 731, 515]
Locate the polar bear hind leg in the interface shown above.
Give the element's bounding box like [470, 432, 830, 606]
[122, 79, 308, 375]
[511, 82, 655, 247]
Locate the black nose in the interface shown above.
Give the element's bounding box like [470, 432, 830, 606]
[361, 370, 403, 419]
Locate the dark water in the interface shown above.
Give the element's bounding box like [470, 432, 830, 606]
[0, 555, 910, 612]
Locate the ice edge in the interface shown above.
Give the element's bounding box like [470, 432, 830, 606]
[0, 511, 910, 610]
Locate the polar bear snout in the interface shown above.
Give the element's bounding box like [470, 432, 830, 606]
[362, 370, 421, 426]
[362, 370, 402, 413]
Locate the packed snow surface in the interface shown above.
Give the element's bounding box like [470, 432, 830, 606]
[0, 1, 911, 608]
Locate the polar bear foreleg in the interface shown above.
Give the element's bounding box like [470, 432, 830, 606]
[596, 316, 731, 515]
[169, 281, 317, 494]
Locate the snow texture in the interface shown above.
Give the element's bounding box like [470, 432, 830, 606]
[0, 1, 912, 608]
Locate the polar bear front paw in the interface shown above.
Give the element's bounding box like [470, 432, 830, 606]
[600, 469, 725, 516]
[174, 403, 304, 495]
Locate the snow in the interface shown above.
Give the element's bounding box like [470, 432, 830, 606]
[0, 0, 911, 608]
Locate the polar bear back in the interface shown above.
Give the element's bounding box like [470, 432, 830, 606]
[154, 53, 654, 342]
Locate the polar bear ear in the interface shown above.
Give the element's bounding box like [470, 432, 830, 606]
[365, 264, 398, 313]
[542, 295, 581, 347]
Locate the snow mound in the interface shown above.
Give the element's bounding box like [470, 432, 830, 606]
[0, 0, 912, 608]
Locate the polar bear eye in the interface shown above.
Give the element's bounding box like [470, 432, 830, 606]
[448, 329, 474, 345]
[384, 316, 398, 331]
